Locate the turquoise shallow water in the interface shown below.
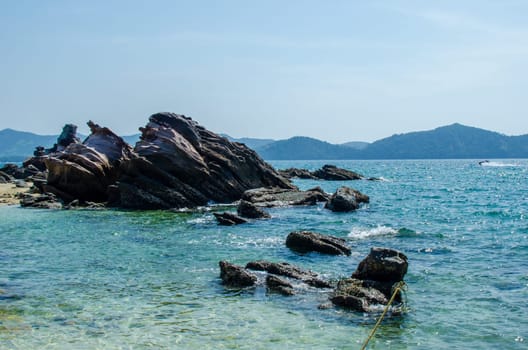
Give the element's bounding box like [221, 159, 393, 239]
[1, 159, 527, 349]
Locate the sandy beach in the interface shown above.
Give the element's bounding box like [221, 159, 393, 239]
[0, 183, 31, 206]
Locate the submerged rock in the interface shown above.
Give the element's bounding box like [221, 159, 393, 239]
[285, 231, 351, 256]
[219, 261, 257, 288]
[213, 212, 248, 226]
[266, 275, 295, 296]
[324, 186, 369, 212]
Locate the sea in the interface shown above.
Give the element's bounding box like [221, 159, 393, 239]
[1, 159, 527, 349]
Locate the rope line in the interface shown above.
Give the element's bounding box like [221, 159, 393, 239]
[359, 281, 406, 350]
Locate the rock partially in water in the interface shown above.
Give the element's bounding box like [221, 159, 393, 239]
[237, 200, 271, 219]
[330, 279, 388, 312]
[213, 212, 248, 226]
[219, 261, 257, 288]
[19, 192, 63, 209]
[279, 164, 363, 180]
[331, 247, 408, 312]
[246, 260, 331, 288]
[242, 186, 329, 207]
[285, 231, 351, 256]
[114, 113, 294, 209]
[266, 275, 295, 296]
[352, 247, 408, 283]
[324, 186, 369, 212]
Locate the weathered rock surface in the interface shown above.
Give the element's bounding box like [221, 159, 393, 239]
[219, 261, 257, 288]
[246, 260, 332, 288]
[286, 231, 351, 256]
[113, 113, 294, 209]
[213, 212, 248, 226]
[43, 121, 135, 203]
[22, 113, 294, 209]
[352, 247, 408, 283]
[0, 163, 39, 180]
[237, 200, 271, 219]
[279, 164, 363, 180]
[331, 248, 408, 312]
[324, 186, 369, 212]
[242, 186, 329, 207]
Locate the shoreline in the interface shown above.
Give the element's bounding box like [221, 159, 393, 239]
[0, 183, 31, 206]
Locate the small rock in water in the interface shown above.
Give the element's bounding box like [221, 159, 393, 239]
[266, 275, 295, 296]
[324, 186, 369, 212]
[285, 231, 351, 256]
[213, 212, 248, 226]
[219, 261, 257, 288]
[237, 200, 271, 219]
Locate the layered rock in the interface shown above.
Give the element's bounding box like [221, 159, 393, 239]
[324, 186, 369, 212]
[43, 121, 135, 203]
[23, 113, 294, 209]
[279, 164, 363, 180]
[245, 260, 331, 288]
[331, 248, 408, 312]
[241, 186, 329, 207]
[285, 231, 351, 256]
[113, 113, 294, 209]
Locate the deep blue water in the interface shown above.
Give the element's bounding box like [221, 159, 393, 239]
[1, 159, 527, 349]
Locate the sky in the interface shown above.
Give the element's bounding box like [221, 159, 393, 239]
[1, 0, 528, 143]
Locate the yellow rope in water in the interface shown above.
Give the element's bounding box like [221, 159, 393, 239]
[360, 281, 405, 350]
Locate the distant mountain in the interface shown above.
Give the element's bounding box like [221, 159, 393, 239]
[256, 136, 360, 160]
[340, 141, 369, 150]
[0, 128, 57, 159]
[222, 135, 275, 150]
[361, 123, 528, 159]
[253, 124, 528, 160]
[2, 123, 528, 161]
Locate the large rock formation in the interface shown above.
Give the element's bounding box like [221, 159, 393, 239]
[43, 121, 135, 203]
[113, 113, 294, 209]
[24, 113, 294, 209]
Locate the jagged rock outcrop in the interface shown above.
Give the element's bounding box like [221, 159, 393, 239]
[219, 261, 257, 288]
[43, 121, 135, 203]
[331, 248, 408, 312]
[279, 164, 363, 180]
[237, 200, 271, 219]
[113, 113, 294, 209]
[246, 260, 331, 288]
[324, 186, 369, 212]
[22, 113, 293, 209]
[241, 186, 329, 207]
[285, 231, 351, 256]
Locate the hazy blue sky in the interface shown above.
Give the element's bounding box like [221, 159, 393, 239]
[1, 0, 527, 143]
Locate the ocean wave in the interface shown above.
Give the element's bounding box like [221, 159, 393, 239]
[480, 161, 521, 167]
[348, 225, 398, 239]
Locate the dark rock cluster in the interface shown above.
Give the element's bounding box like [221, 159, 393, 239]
[279, 164, 363, 180]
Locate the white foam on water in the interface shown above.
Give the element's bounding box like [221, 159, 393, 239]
[348, 225, 398, 239]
